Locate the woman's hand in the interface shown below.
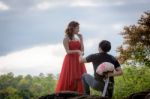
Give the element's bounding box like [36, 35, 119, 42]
[76, 50, 82, 55]
[76, 34, 83, 41]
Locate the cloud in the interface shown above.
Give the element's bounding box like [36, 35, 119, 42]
[31, 0, 141, 11]
[0, 43, 94, 76]
[84, 38, 101, 51]
[80, 21, 100, 30]
[35, 1, 51, 10]
[0, 44, 65, 75]
[32, 0, 100, 10]
[0, 41, 96, 75]
[68, 0, 147, 8]
[1, 0, 149, 12]
[33, 1, 65, 10]
[32, 0, 100, 11]
[0, 1, 9, 11]
[112, 23, 124, 31]
[70, 0, 99, 7]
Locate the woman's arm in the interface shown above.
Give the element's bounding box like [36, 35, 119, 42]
[63, 37, 81, 54]
[77, 34, 84, 52]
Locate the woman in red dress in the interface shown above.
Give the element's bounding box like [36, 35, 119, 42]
[55, 21, 86, 94]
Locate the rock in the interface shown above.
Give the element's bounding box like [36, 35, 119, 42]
[39, 91, 81, 99]
[145, 93, 150, 99]
[70, 95, 108, 99]
[38, 91, 108, 99]
[124, 89, 150, 99]
[39, 89, 150, 99]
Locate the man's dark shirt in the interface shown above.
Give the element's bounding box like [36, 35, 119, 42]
[86, 52, 120, 83]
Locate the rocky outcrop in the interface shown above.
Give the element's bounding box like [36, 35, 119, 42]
[124, 89, 150, 99]
[39, 89, 150, 99]
[39, 91, 108, 99]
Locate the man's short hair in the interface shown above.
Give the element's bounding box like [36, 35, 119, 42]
[99, 40, 111, 52]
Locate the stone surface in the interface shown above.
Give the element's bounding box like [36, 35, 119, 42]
[39, 91, 108, 99]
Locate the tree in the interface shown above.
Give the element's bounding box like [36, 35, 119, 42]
[117, 11, 150, 66]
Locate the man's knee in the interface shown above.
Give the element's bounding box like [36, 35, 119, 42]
[82, 73, 92, 85]
[82, 73, 89, 79]
[82, 73, 88, 77]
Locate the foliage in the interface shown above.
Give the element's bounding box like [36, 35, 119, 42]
[117, 11, 150, 66]
[90, 65, 150, 99]
[0, 73, 57, 99]
[0, 66, 150, 99]
[113, 65, 150, 99]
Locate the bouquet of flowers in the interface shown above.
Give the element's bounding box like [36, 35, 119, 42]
[96, 62, 114, 75]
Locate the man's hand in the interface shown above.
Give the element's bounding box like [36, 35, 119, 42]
[79, 54, 87, 63]
[103, 71, 114, 78]
[107, 68, 123, 77]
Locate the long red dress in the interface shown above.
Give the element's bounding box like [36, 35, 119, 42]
[55, 40, 87, 94]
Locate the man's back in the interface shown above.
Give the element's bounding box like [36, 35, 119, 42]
[86, 52, 120, 82]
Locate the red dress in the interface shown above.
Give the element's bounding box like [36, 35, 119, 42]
[55, 40, 87, 94]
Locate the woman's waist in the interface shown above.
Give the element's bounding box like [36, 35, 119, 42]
[69, 48, 81, 50]
[66, 53, 79, 56]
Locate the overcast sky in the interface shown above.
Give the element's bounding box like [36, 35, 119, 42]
[0, 0, 150, 76]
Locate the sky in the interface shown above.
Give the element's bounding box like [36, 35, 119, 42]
[0, 0, 150, 76]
